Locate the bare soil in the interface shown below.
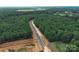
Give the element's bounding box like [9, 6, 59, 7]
[0, 39, 35, 52]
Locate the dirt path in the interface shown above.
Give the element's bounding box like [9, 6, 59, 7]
[29, 20, 52, 52]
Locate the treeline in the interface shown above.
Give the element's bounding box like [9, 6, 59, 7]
[0, 7, 53, 18]
[47, 6, 79, 13]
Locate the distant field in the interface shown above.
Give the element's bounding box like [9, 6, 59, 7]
[16, 10, 34, 12]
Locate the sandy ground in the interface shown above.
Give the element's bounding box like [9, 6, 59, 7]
[0, 39, 35, 52]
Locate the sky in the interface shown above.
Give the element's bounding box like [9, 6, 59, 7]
[0, 0, 79, 7]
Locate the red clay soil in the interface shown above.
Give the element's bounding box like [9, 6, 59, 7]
[0, 39, 35, 52]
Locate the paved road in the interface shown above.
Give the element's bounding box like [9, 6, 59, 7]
[29, 20, 51, 52]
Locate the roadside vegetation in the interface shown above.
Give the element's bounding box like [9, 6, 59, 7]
[17, 48, 27, 52]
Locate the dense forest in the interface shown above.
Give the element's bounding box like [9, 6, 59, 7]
[33, 13, 79, 52]
[0, 7, 79, 51]
[0, 15, 32, 43]
[0, 8, 32, 43]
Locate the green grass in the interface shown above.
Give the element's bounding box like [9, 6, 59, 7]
[17, 48, 27, 52]
[52, 42, 67, 52]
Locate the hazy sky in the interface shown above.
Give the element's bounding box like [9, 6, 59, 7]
[0, 0, 79, 7]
